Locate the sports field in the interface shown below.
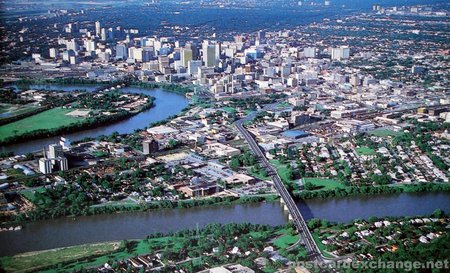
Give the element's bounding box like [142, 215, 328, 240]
[355, 146, 376, 156]
[370, 128, 403, 138]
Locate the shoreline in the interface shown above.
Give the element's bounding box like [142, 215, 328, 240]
[0, 102, 154, 146]
[293, 182, 450, 200]
[0, 80, 192, 148]
[5, 186, 450, 228]
[2, 195, 280, 228]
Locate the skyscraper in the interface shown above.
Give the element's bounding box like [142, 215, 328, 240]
[188, 60, 202, 75]
[204, 45, 216, 68]
[257, 30, 266, 43]
[115, 44, 128, 60]
[95, 21, 101, 37]
[101, 28, 107, 41]
[180, 47, 193, 67]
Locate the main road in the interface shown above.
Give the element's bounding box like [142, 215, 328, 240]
[235, 119, 332, 270]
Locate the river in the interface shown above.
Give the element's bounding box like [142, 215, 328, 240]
[1, 85, 450, 257]
[1, 86, 189, 155]
[1, 192, 449, 256]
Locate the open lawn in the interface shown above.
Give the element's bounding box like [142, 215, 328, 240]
[222, 107, 237, 113]
[269, 160, 295, 185]
[356, 146, 376, 156]
[370, 128, 403, 138]
[37, 236, 188, 273]
[0, 108, 86, 141]
[0, 242, 120, 273]
[19, 187, 46, 203]
[248, 167, 270, 181]
[303, 178, 345, 191]
[273, 228, 299, 249]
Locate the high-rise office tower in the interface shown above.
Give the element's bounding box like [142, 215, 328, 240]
[115, 44, 128, 60]
[188, 60, 202, 75]
[101, 28, 107, 41]
[142, 47, 154, 62]
[66, 39, 78, 51]
[180, 47, 193, 67]
[203, 45, 216, 68]
[257, 30, 266, 43]
[84, 39, 96, 53]
[143, 140, 159, 155]
[215, 42, 221, 60]
[95, 21, 101, 37]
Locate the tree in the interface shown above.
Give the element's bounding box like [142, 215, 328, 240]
[304, 182, 315, 191]
[229, 157, 241, 171]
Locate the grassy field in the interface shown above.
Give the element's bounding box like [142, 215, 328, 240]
[269, 160, 295, 184]
[248, 167, 270, 181]
[37, 236, 188, 273]
[273, 228, 299, 249]
[370, 128, 403, 138]
[222, 107, 237, 113]
[356, 146, 376, 156]
[0, 108, 85, 141]
[303, 178, 345, 191]
[19, 187, 46, 203]
[0, 242, 120, 273]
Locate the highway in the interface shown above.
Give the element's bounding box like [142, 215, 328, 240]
[235, 120, 328, 268]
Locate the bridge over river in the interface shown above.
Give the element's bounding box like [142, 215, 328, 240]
[235, 119, 342, 272]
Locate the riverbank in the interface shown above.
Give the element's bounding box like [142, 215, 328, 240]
[0, 80, 192, 149]
[309, 211, 450, 264]
[0, 87, 188, 155]
[2, 191, 449, 256]
[293, 182, 450, 200]
[0, 201, 288, 256]
[0, 101, 154, 146]
[5, 195, 279, 227]
[0, 222, 292, 273]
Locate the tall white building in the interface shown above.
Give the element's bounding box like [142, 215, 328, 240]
[84, 39, 96, 53]
[95, 21, 101, 37]
[331, 46, 350, 60]
[39, 158, 52, 174]
[49, 48, 57, 58]
[48, 144, 63, 159]
[303, 47, 316, 58]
